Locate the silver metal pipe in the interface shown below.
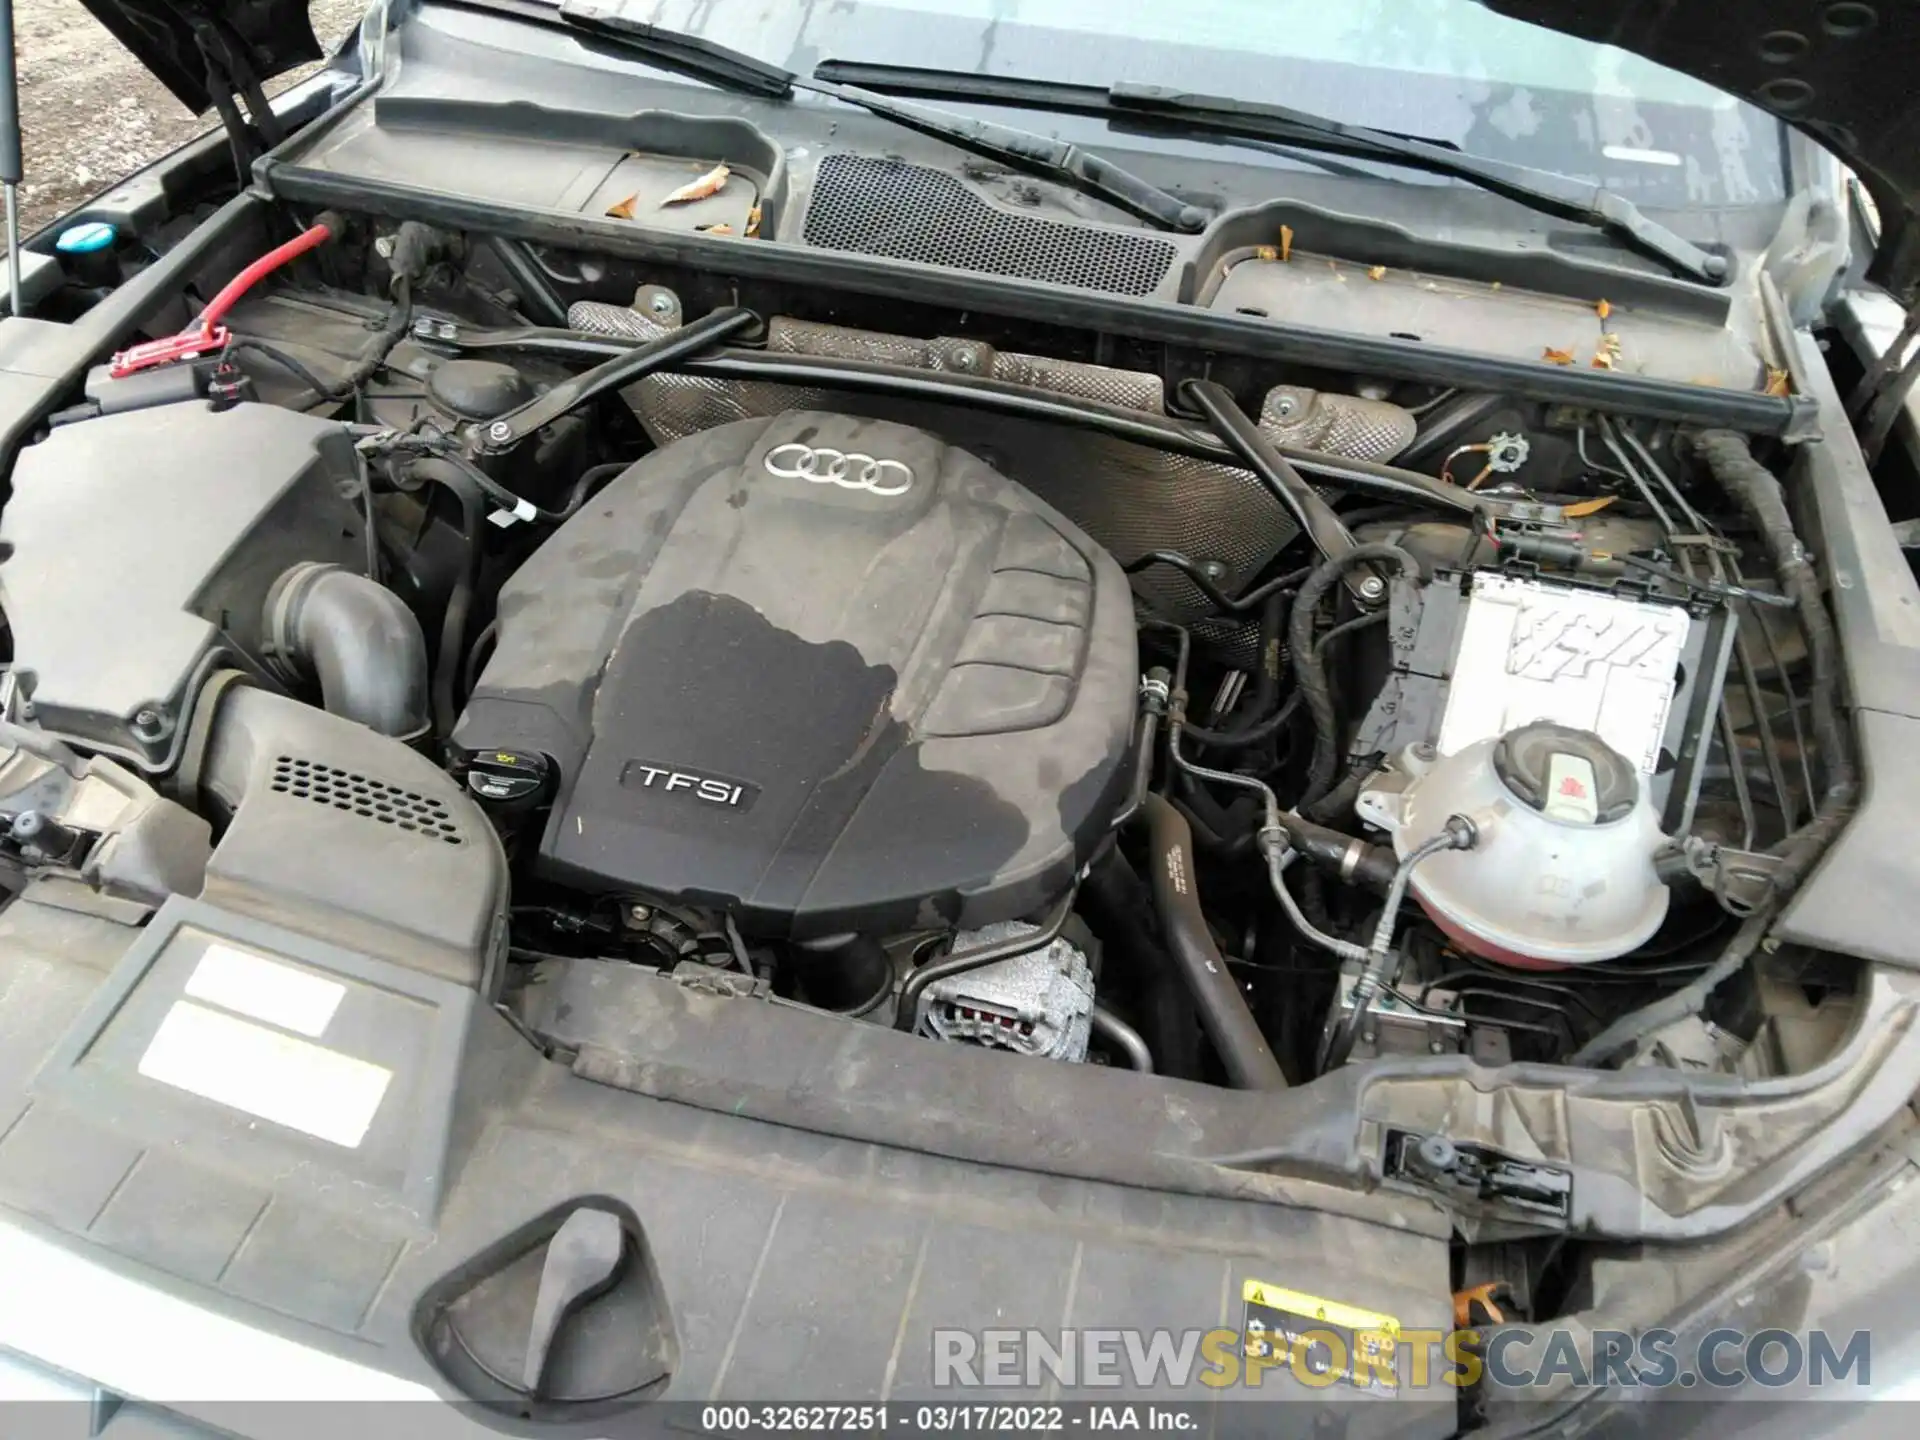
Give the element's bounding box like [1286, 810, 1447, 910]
[1090, 1006, 1154, 1074]
[1263, 846, 1368, 964]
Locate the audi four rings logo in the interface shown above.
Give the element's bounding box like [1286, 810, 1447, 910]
[764, 442, 914, 496]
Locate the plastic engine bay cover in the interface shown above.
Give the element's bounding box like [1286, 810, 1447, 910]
[453, 412, 1138, 937]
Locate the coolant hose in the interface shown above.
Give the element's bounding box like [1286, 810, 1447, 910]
[1142, 794, 1287, 1089]
[1080, 850, 1202, 1081]
[1289, 543, 1419, 812]
[405, 457, 489, 737]
[263, 563, 429, 739]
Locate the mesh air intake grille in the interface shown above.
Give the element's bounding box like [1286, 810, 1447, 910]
[270, 756, 465, 845]
[803, 153, 1177, 296]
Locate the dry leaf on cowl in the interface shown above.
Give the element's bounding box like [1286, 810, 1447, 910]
[695, 223, 735, 235]
[1279, 225, 1294, 261]
[604, 194, 640, 220]
[661, 163, 730, 206]
[1543, 347, 1576, 365]
[1764, 368, 1792, 397]
[1367, 265, 1387, 281]
[744, 205, 763, 238]
[1254, 244, 1278, 261]
[1596, 298, 1612, 320]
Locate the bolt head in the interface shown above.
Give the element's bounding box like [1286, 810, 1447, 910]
[1272, 394, 1298, 418]
[373, 234, 395, 259]
[1357, 575, 1386, 600]
[1198, 558, 1229, 581]
[486, 420, 513, 443]
[627, 904, 652, 925]
[646, 292, 675, 317]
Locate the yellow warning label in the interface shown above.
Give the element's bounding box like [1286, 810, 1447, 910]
[1241, 1279, 1402, 1338]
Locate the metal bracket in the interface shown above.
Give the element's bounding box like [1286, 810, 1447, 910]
[1679, 837, 1782, 914]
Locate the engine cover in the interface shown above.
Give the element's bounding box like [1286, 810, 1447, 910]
[453, 412, 1138, 937]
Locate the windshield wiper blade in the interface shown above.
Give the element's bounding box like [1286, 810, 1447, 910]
[557, 1, 794, 97]
[554, 4, 1204, 232]
[814, 61, 1727, 283]
[814, 61, 1458, 151]
[1110, 85, 1726, 282]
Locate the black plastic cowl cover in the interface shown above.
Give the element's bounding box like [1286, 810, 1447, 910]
[454, 411, 1139, 939]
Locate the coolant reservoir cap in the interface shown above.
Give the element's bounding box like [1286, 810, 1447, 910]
[1492, 722, 1637, 825]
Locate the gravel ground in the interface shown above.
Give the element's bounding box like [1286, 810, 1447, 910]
[15, 0, 366, 233]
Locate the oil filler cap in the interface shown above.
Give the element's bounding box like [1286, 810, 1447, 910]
[1492, 723, 1636, 825]
[465, 748, 552, 807]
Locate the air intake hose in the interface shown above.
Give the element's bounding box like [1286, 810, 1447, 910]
[263, 563, 430, 740]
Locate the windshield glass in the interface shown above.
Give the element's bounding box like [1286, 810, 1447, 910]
[580, 0, 1784, 209]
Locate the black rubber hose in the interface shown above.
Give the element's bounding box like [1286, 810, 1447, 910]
[1278, 813, 1399, 892]
[1572, 434, 1858, 1068]
[1123, 554, 1309, 615]
[1109, 680, 1166, 831]
[261, 564, 429, 739]
[1171, 777, 1260, 857]
[1303, 763, 1378, 827]
[483, 235, 570, 326]
[405, 458, 489, 738]
[1180, 692, 1301, 751]
[1141, 794, 1287, 1089]
[1079, 851, 1202, 1081]
[1289, 543, 1420, 810]
[1693, 431, 1856, 896]
[1183, 590, 1300, 751]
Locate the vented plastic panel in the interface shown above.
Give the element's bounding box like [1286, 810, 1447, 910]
[270, 756, 465, 845]
[803, 153, 1177, 296]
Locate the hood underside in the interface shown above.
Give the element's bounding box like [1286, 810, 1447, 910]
[1486, 0, 1920, 296]
[78, 0, 323, 115]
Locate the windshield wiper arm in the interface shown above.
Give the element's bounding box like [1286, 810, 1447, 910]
[1111, 85, 1725, 282]
[557, 1, 794, 97]
[554, 3, 1205, 232]
[814, 61, 1727, 283]
[812, 84, 1208, 232]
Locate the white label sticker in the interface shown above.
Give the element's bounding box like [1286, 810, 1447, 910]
[138, 1002, 392, 1149]
[184, 945, 344, 1038]
[486, 498, 538, 528]
[1543, 753, 1602, 825]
